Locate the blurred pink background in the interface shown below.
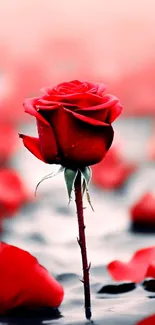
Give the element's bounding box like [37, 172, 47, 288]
[0, 0, 155, 122]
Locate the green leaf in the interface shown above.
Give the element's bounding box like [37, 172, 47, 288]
[64, 168, 78, 202]
[35, 166, 64, 196]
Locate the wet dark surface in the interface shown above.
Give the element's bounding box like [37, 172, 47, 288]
[143, 279, 155, 292]
[1, 118, 155, 324]
[98, 282, 136, 294]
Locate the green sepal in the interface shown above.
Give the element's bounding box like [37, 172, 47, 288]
[64, 168, 78, 203]
[79, 167, 92, 192]
[80, 167, 94, 211]
[35, 166, 64, 196]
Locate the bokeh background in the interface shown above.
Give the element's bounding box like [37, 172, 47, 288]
[0, 1, 155, 323]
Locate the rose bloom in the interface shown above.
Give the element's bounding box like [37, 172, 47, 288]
[20, 80, 122, 167]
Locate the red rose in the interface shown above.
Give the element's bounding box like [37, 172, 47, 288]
[20, 80, 122, 167]
[0, 242, 64, 314]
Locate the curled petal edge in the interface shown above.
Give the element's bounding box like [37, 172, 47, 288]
[64, 108, 109, 127]
[109, 102, 123, 123]
[23, 98, 49, 125]
[19, 134, 45, 162]
[76, 95, 119, 112]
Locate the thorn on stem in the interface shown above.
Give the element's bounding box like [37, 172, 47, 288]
[80, 279, 84, 283]
[88, 262, 91, 271]
[77, 237, 81, 247]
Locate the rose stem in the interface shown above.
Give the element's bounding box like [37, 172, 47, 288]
[74, 171, 92, 320]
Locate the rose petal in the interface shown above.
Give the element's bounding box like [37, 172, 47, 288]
[65, 108, 109, 126]
[38, 98, 78, 108]
[146, 262, 155, 278]
[19, 134, 45, 162]
[108, 101, 123, 123]
[136, 315, 155, 325]
[36, 120, 60, 164]
[108, 247, 155, 283]
[0, 242, 64, 314]
[45, 106, 114, 166]
[75, 96, 119, 123]
[40, 92, 106, 107]
[41, 80, 93, 96]
[24, 98, 49, 125]
[130, 193, 155, 224]
[76, 95, 118, 110]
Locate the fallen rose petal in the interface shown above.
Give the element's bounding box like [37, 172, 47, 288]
[130, 193, 155, 227]
[0, 242, 64, 314]
[108, 247, 155, 283]
[136, 314, 155, 325]
[0, 169, 31, 219]
[146, 262, 155, 278]
[92, 146, 136, 189]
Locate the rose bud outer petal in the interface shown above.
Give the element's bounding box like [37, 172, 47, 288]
[36, 120, 60, 164]
[75, 95, 119, 123]
[19, 134, 45, 162]
[76, 95, 119, 112]
[108, 101, 123, 123]
[23, 98, 50, 125]
[46, 106, 114, 167]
